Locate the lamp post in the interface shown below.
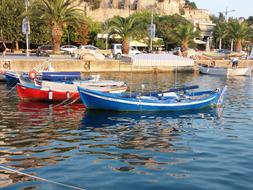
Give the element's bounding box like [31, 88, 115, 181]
[129, 0, 130, 17]
[218, 8, 235, 50]
[149, 7, 155, 52]
[67, 30, 70, 45]
[219, 7, 235, 22]
[23, 0, 30, 57]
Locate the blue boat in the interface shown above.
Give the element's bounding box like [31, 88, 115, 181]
[41, 71, 81, 81]
[4, 71, 20, 85]
[5, 71, 81, 85]
[78, 85, 227, 111]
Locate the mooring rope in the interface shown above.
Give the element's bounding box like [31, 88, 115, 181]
[53, 95, 75, 108]
[0, 165, 86, 190]
[66, 97, 80, 105]
[6, 83, 17, 95]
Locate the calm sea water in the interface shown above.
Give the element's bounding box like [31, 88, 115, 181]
[1, 72, 253, 190]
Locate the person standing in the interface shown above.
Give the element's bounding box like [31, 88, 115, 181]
[2, 41, 7, 58]
[231, 57, 239, 69]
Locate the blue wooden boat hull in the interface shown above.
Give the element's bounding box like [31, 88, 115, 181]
[5, 71, 81, 85]
[5, 72, 19, 85]
[78, 86, 227, 112]
[41, 71, 81, 81]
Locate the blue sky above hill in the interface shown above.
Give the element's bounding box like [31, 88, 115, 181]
[192, 0, 252, 19]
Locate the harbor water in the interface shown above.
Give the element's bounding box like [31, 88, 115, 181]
[0, 72, 253, 190]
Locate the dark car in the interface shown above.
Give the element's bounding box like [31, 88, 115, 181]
[36, 45, 53, 56]
[216, 49, 231, 54]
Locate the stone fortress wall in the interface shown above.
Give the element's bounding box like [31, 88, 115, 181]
[80, 0, 211, 24]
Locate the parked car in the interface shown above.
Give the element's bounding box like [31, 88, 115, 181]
[216, 49, 231, 54]
[171, 47, 181, 55]
[112, 43, 141, 58]
[79, 45, 98, 51]
[36, 45, 53, 56]
[171, 47, 197, 58]
[60, 45, 77, 54]
[248, 49, 253, 60]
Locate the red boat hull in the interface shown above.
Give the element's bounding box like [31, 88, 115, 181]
[17, 83, 80, 102]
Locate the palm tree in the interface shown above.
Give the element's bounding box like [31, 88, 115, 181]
[171, 23, 199, 54]
[227, 20, 250, 52]
[213, 22, 227, 49]
[35, 0, 83, 54]
[109, 16, 138, 54]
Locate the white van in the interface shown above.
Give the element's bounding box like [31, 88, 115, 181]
[112, 43, 141, 58]
[248, 49, 253, 59]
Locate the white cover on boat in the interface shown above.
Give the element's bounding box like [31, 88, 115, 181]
[42, 81, 77, 92]
[130, 54, 195, 67]
[41, 80, 127, 93]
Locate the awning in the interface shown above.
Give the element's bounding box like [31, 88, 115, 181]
[131, 54, 195, 67]
[130, 40, 148, 47]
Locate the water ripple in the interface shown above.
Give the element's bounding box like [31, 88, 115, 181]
[1, 73, 253, 190]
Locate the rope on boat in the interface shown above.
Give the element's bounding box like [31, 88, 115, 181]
[66, 97, 80, 105]
[0, 165, 86, 190]
[6, 83, 17, 95]
[53, 93, 78, 108]
[53, 98, 73, 108]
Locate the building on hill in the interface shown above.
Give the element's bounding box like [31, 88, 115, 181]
[80, 0, 215, 48]
[183, 8, 215, 49]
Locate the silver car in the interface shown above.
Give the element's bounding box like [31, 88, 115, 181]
[60, 45, 78, 54]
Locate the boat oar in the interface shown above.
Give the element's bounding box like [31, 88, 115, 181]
[142, 85, 199, 96]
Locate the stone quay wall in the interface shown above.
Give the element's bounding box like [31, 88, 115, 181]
[0, 58, 194, 73]
[1, 58, 253, 73]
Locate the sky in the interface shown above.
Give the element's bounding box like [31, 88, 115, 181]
[191, 0, 252, 19]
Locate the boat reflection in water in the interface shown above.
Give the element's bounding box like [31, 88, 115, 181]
[80, 108, 223, 172]
[0, 101, 85, 188]
[81, 108, 223, 129]
[17, 101, 85, 122]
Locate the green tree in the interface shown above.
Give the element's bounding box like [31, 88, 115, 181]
[32, 0, 83, 54]
[0, 0, 25, 50]
[171, 23, 199, 53]
[184, 0, 197, 9]
[109, 16, 138, 54]
[29, 1, 51, 46]
[129, 11, 158, 41]
[227, 19, 250, 52]
[75, 21, 89, 45]
[156, 14, 190, 48]
[210, 13, 226, 24]
[87, 18, 102, 45]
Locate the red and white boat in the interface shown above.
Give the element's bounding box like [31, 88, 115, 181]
[17, 78, 127, 102]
